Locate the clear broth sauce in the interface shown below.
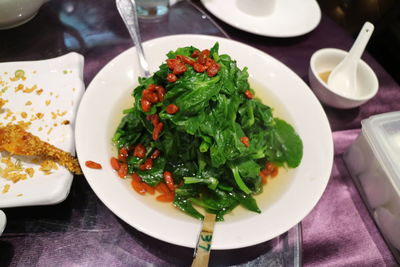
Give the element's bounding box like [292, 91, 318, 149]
[319, 70, 331, 84]
[108, 79, 296, 223]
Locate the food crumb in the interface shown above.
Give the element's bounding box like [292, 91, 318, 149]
[36, 89, 43, 95]
[23, 85, 37, 93]
[0, 98, 8, 109]
[45, 100, 51, 106]
[25, 100, 32, 106]
[17, 193, 23, 197]
[36, 113, 44, 119]
[17, 121, 31, 129]
[39, 160, 58, 175]
[2, 184, 10, 193]
[15, 84, 24, 92]
[61, 120, 70, 125]
[25, 168, 34, 177]
[51, 110, 67, 120]
[0, 156, 28, 183]
[4, 110, 13, 120]
[21, 112, 27, 119]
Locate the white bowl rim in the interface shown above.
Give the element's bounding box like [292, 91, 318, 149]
[0, 210, 6, 236]
[310, 48, 379, 102]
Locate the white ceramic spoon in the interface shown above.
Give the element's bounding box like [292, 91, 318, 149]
[0, 210, 6, 236]
[327, 22, 374, 97]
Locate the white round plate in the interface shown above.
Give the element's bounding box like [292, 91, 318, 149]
[201, 0, 321, 37]
[75, 34, 333, 249]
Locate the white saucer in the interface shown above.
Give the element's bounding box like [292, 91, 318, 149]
[201, 0, 321, 37]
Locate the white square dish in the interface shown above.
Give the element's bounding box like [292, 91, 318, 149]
[0, 52, 84, 208]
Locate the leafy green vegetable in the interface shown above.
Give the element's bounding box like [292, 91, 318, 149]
[113, 43, 303, 221]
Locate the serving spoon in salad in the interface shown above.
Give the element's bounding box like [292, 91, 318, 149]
[116, 0, 150, 78]
[116, 0, 216, 265]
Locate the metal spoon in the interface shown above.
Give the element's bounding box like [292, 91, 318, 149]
[115, 1, 216, 264]
[116, 0, 150, 78]
[327, 22, 374, 97]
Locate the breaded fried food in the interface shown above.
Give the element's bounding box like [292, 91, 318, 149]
[0, 124, 82, 174]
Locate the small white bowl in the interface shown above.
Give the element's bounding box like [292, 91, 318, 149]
[0, 0, 49, 30]
[0, 210, 6, 236]
[309, 48, 379, 109]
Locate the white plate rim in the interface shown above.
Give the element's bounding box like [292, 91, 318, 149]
[75, 34, 333, 249]
[200, 0, 321, 37]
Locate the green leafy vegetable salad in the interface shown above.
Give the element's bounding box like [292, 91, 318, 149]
[112, 43, 303, 221]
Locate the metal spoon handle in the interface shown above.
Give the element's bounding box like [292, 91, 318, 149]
[116, 0, 151, 77]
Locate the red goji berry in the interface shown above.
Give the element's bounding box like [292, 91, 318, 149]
[152, 122, 163, 141]
[118, 147, 129, 162]
[244, 90, 254, 99]
[118, 163, 128, 178]
[207, 63, 220, 77]
[156, 193, 174, 202]
[167, 73, 177, 83]
[197, 49, 210, 64]
[155, 85, 165, 102]
[110, 157, 120, 171]
[240, 136, 250, 147]
[147, 84, 156, 91]
[85, 160, 102, 169]
[133, 144, 146, 158]
[146, 114, 160, 127]
[173, 62, 187, 75]
[191, 50, 200, 58]
[166, 58, 180, 69]
[139, 158, 153, 171]
[131, 173, 146, 195]
[193, 62, 206, 73]
[141, 99, 151, 112]
[177, 55, 195, 66]
[150, 149, 161, 159]
[166, 104, 179, 115]
[163, 171, 175, 192]
[142, 89, 159, 103]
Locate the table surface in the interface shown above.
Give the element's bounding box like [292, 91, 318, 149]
[0, 1, 399, 266]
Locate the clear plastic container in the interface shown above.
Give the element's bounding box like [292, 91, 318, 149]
[344, 111, 400, 263]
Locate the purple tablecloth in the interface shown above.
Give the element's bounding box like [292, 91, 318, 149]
[0, 0, 399, 266]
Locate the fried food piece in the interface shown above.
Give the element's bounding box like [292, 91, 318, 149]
[0, 124, 82, 174]
[0, 98, 7, 109]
